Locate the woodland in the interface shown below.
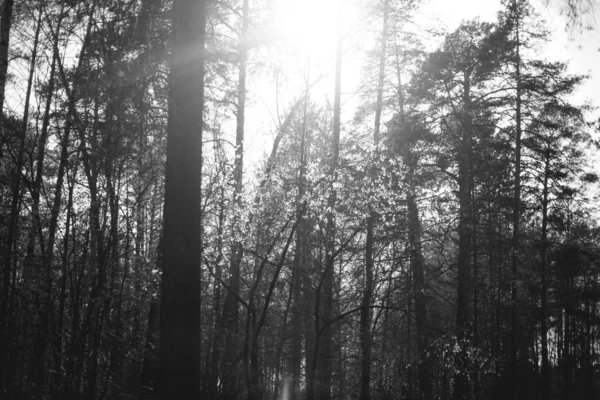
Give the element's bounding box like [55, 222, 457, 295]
[0, 0, 599, 399]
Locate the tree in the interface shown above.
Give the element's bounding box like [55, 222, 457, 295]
[359, 1, 390, 399]
[218, 0, 250, 396]
[414, 20, 514, 399]
[0, 0, 13, 157]
[0, 1, 597, 399]
[159, 0, 206, 398]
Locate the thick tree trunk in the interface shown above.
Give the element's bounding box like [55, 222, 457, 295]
[159, 0, 206, 398]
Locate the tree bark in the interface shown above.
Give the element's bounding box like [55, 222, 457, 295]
[159, 0, 206, 398]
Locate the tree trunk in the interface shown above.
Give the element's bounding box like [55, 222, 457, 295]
[511, 5, 523, 396]
[360, 2, 387, 399]
[140, 239, 163, 400]
[25, 9, 63, 398]
[219, 1, 249, 396]
[0, 0, 13, 157]
[80, 94, 105, 400]
[407, 187, 431, 400]
[159, 0, 206, 398]
[47, 13, 94, 394]
[318, 13, 342, 400]
[52, 150, 78, 400]
[453, 70, 473, 400]
[540, 151, 550, 399]
[291, 66, 310, 400]
[207, 177, 226, 396]
[304, 259, 316, 400]
[2, 8, 40, 395]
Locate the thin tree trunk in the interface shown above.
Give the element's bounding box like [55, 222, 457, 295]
[453, 70, 473, 400]
[207, 178, 225, 396]
[140, 238, 163, 399]
[360, 2, 387, 398]
[103, 101, 124, 398]
[49, 64, 89, 400]
[49, 10, 96, 397]
[471, 184, 480, 400]
[291, 64, 310, 400]
[318, 11, 343, 400]
[0, 0, 14, 158]
[77, 88, 106, 400]
[510, 4, 523, 396]
[25, 8, 63, 398]
[273, 270, 295, 400]
[2, 9, 41, 396]
[52, 153, 77, 400]
[219, 1, 249, 396]
[247, 222, 298, 400]
[61, 152, 81, 400]
[303, 254, 316, 400]
[407, 188, 431, 400]
[540, 151, 550, 399]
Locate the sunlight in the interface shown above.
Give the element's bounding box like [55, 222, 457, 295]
[247, 0, 363, 168]
[270, 0, 344, 58]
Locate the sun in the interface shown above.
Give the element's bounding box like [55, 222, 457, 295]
[270, 0, 346, 58]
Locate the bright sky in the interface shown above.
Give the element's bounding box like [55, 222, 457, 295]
[545, 12, 600, 115]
